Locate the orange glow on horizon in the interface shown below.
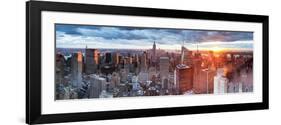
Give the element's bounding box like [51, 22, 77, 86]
[198, 46, 230, 53]
[210, 46, 225, 52]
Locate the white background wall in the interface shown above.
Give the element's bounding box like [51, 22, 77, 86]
[0, 0, 279, 124]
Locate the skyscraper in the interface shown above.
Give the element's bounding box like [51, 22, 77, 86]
[111, 72, 120, 87]
[112, 52, 120, 65]
[120, 68, 128, 83]
[55, 53, 65, 85]
[213, 68, 228, 94]
[105, 53, 112, 64]
[140, 51, 147, 72]
[89, 74, 107, 98]
[175, 45, 194, 93]
[175, 64, 193, 93]
[181, 45, 192, 65]
[159, 56, 170, 80]
[148, 67, 157, 81]
[197, 68, 216, 94]
[193, 52, 202, 93]
[71, 52, 83, 88]
[85, 48, 99, 74]
[152, 41, 156, 64]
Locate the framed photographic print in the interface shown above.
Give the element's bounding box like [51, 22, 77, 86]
[26, 1, 269, 124]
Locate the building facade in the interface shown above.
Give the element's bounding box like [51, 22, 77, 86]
[175, 64, 193, 93]
[71, 52, 83, 88]
[85, 48, 99, 74]
[213, 68, 228, 94]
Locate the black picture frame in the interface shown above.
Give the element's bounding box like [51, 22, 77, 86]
[26, 1, 269, 124]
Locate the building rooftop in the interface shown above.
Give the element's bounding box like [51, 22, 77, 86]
[159, 57, 169, 60]
[176, 64, 190, 69]
[89, 74, 106, 81]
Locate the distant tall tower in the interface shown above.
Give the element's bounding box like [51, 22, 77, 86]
[180, 41, 192, 65]
[152, 41, 156, 64]
[85, 47, 99, 74]
[181, 41, 185, 64]
[71, 52, 83, 88]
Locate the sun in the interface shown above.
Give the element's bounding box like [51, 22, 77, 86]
[211, 46, 225, 52]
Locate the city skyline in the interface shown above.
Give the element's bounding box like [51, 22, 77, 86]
[55, 24, 253, 100]
[56, 24, 253, 51]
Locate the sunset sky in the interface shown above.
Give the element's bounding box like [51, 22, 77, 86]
[56, 24, 253, 51]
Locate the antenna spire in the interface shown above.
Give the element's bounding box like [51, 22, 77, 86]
[181, 40, 185, 64]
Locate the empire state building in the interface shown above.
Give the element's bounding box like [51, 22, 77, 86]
[152, 41, 156, 64]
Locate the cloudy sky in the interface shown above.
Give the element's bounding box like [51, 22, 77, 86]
[56, 24, 253, 51]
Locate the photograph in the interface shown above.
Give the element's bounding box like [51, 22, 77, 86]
[25, 1, 269, 124]
[55, 24, 254, 100]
